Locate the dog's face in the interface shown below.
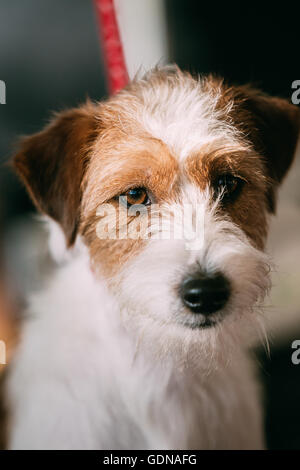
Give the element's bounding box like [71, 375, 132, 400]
[14, 69, 300, 356]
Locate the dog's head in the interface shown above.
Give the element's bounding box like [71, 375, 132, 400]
[14, 68, 300, 358]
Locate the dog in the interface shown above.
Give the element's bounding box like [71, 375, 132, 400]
[3, 67, 299, 449]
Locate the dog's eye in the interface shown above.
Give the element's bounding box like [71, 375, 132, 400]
[119, 187, 150, 207]
[214, 174, 243, 202]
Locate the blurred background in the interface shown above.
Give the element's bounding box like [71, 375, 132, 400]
[0, 0, 299, 449]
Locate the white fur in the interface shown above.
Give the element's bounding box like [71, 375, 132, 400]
[113, 187, 270, 361]
[7, 246, 266, 450]
[102, 67, 247, 162]
[124, 67, 245, 161]
[140, 79, 241, 160]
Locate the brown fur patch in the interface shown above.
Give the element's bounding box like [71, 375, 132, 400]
[202, 76, 300, 212]
[185, 145, 269, 248]
[80, 134, 179, 278]
[13, 102, 100, 245]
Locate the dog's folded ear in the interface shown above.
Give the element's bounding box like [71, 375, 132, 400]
[13, 103, 99, 246]
[232, 87, 300, 212]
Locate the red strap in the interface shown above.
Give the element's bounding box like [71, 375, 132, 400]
[94, 0, 129, 94]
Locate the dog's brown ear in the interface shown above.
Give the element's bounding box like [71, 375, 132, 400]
[230, 87, 300, 212]
[13, 103, 99, 246]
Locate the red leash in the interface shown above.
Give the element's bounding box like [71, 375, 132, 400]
[94, 0, 129, 94]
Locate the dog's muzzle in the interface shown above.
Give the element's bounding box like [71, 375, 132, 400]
[179, 272, 230, 320]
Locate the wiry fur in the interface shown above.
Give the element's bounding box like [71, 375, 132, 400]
[7, 238, 266, 450]
[5, 67, 300, 449]
[116, 67, 244, 160]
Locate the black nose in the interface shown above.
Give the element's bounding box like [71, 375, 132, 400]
[180, 273, 230, 315]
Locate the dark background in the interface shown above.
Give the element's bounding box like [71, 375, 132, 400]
[166, 1, 298, 97]
[0, 0, 299, 449]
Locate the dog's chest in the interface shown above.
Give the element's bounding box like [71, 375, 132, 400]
[94, 352, 263, 450]
[7, 257, 263, 449]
